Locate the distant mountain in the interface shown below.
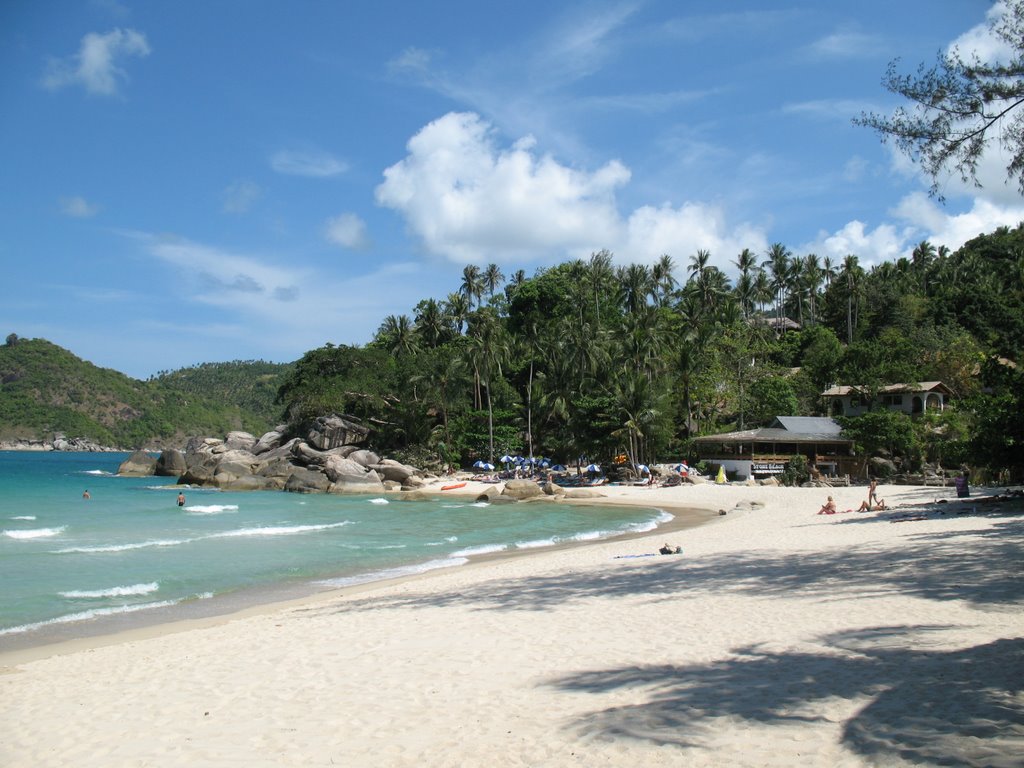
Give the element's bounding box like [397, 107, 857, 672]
[0, 336, 293, 448]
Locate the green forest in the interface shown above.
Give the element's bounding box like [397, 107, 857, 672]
[278, 225, 1024, 480]
[0, 337, 290, 447]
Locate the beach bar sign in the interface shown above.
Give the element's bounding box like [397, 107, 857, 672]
[752, 461, 786, 474]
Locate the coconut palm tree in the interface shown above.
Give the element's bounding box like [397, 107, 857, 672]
[378, 314, 419, 356]
[911, 240, 937, 295]
[444, 292, 470, 336]
[763, 243, 792, 331]
[483, 263, 505, 299]
[460, 264, 483, 310]
[588, 250, 614, 330]
[652, 253, 678, 307]
[841, 254, 863, 344]
[467, 308, 509, 462]
[618, 263, 652, 316]
[414, 298, 448, 348]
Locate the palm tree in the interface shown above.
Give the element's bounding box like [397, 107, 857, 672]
[378, 314, 419, 356]
[505, 269, 527, 299]
[763, 243, 792, 331]
[841, 254, 863, 344]
[483, 263, 504, 299]
[822, 255, 838, 288]
[444, 292, 470, 336]
[467, 308, 509, 462]
[588, 250, 614, 330]
[618, 263, 652, 316]
[911, 240, 937, 295]
[414, 298, 448, 348]
[688, 249, 711, 282]
[652, 253, 678, 307]
[732, 248, 758, 318]
[801, 253, 822, 326]
[460, 264, 483, 309]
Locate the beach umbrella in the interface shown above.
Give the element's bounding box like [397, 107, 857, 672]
[483, 462, 495, 471]
[637, 464, 650, 474]
[672, 463, 688, 473]
[539, 458, 550, 468]
[551, 464, 567, 471]
[500, 455, 514, 464]
[585, 463, 601, 473]
[473, 460, 488, 469]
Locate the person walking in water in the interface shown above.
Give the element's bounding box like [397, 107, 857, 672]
[82, 489, 90, 500]
[177, 492, 186, 507]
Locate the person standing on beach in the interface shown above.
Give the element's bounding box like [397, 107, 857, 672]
[868, 477, 880, 507]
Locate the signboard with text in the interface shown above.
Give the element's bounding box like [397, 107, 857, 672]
[752, 462, 786, 474]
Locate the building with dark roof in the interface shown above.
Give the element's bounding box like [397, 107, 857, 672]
[691, 416, 861, 480]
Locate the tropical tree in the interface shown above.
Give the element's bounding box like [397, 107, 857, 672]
[483, 263, 505, 299]
[763, 242, 792, 328]
[652, 253, 678, 307]
[840, 254, 864, 344]
[855, 1, 1024, 199]
[460, 264, 483, 310]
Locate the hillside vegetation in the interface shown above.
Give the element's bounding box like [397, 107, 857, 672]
[0, 337, 291, 448]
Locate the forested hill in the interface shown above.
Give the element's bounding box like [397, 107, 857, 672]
[0, 337, 292, 448]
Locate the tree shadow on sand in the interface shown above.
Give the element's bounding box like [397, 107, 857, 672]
[307, 515, 1023, 616]
[546, 626, 1024, 767]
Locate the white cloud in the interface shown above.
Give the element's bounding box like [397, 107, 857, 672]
[376, 112, 630, 263]
[42, 28, 149, 95]
[270, 150, 348, 177]
[222, 181, 262, 214]
[376, 111, 770, 272]
[325, 212, 370, 250]
[59, 196, 100, 218]
[782, 98, 878, 121]
[807, 29, 884, 59]
[891, 191, 1024, 252]
[623, 203, 769, 266]
[801, 219, 911, 267]
[949, 1, 1016, 64]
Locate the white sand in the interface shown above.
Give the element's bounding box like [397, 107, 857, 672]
[1, 482, 1021, 767]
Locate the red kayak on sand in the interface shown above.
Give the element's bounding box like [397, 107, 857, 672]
[441, 482, 467, 491]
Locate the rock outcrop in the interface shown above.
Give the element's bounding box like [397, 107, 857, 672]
[117, 450, 158, 476]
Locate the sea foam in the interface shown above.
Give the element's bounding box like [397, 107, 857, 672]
[184, 504, 239, 514]
[60, 582, 160, 599]
[4, 526, 66, 540]
[315, 557, 467, 588]
[0, 592, 213, 636]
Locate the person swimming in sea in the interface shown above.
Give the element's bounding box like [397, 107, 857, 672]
[177, 492, 186, 507]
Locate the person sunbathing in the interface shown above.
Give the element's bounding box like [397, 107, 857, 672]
[857, 499, 887, 512]
[817, 496, 837, 515]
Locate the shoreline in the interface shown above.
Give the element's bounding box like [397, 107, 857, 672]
[3, 482, 1021, 766]
[0, 484, 718, 662]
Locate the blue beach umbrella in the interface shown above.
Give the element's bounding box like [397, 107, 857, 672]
[500, 455, 514, 464]
[637, 464, 650, 474]
[539, 458, 550, 468]
[585, 463, 601, 473]
[482, 462, 495, 471]
[473, 460, 488, 469]
[550, 464, 567, 472]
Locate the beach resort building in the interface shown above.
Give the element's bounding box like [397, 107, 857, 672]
[691, 416, 861, 481]
[821, 381, 952, 418]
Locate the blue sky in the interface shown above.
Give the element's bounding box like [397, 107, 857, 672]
[3, 1, 1021, 378]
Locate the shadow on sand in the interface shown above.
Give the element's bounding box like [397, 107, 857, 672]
[301, 511, 1023, 764]
[548, 628, 1023, 766]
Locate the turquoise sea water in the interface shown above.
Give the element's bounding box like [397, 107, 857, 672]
[0, 451, 675, 650]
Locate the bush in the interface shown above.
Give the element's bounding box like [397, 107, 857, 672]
[780, 454, 810, 486]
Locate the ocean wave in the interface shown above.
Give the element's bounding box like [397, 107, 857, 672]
[184, 504, 239, 514]
[60, 582, 160, 599]
[450, 543, 507, 558]
[10, 515, 37, 521]
[81, 469, 113, 476]
[0, 592, 213, 636]
[210, 522, 352, 538]
[623, 510, 675, 534]
[54, 538, 189, 554]
[4, 526, 66, 540]
[315, 557, 467, 588]
[368, 498, 389, 505]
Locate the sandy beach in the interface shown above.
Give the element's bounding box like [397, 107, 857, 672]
[2, 481, 1021, 767]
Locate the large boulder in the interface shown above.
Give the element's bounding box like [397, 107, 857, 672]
[258, 437, 303, 463]
[258, 457, 300, 480]
[284, 468, 331, 494]
[501, 479, 544, 501]
[322, 456, 385, 494]
[683, 474, 708, 485]
[224, 431, 257, 452]
[218, 475, 280, 491]
[348, 449, 382, 469]
[251, 429, 285, 456]
[370, 460, 414, 484]
[118, 450, 157, 477]
[155, 449, 186, 477]
[475, 485, 502, 502]
[307, 415, 369, 450]
[542, 480, 566, 496]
